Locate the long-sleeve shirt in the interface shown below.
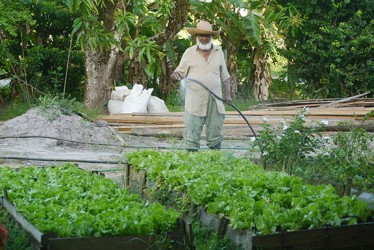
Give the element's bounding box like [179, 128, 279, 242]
[175, 44, 230, 116]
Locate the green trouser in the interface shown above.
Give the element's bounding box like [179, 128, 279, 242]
[184, 95, 225, 151]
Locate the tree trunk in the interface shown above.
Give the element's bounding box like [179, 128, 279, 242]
[253, 49, 271, 101]
[84, 46, 121, 112]
[83, 0, 124, 112]
[227, 43, 238, 98]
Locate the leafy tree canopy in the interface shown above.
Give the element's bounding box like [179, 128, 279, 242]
[280, 0, 374, 98]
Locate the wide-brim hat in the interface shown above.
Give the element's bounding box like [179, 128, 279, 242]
[185, 21, 220, 36]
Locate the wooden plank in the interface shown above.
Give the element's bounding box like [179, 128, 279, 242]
[127, 168, 148, 196]
[335, 101, 374, 108]
[107, 125, 126, 144]
[252, 222, 374, 249]
[116, 124, 185, 129]
[112, 117, 368, 127]
[316, 92, 371, 109]
[47, 235, 160, 250]
[250, 98, 339, 109]
[238, 108, 374, 116]
[114, 119, 374, 137]
[0, 195, 43, 244]
[101, 108, 374, 119]
[251, 97, 374, 110]
[106, 113, 373, 129]
[44, 218, 192, 250]
[100, 115, 183, 124]
[100, 112, 184, 120]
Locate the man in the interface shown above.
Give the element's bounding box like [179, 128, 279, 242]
[170, 20, 232, 152]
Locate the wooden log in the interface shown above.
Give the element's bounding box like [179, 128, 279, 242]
[316, 92, 371, 109]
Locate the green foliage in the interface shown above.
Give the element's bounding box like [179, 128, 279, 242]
[254, 108, 326, 174]
[127, 150, 371, 235]
[316, 126, 374, 195]
[0, 84, 12, 104]
[226, 95, 257, 112]
[3, 0, 372, 106]
[124, 36, 163, 65]
[164, 85, 185, 111]
[69, 0, 175, 88]
[0, 0, 34, 77]
[269, 74, 298, 100]
[193, 221, 242, 250]
[34, 95, 101, 121]
[0, 0, 34, 37]
[190, 0, 304, 100]
[192, 0, 263, 47]
[0, 164, 180, 237]
[36, 95, 82, 111]
[0, 96, 102, 122]
[0, 208, 33, 250]
[0, 102, 31, 121]
[279, 0, 374, 98]
[252, 108, 374, 194]
[269, 54, 299, 100]
[72, 16, 119, 51]
[25, 45, 85, 99]
[0, 0, 85, 102]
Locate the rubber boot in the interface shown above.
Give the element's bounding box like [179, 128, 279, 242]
[187, 148, 198, 152]
[209, 142, 221, 150]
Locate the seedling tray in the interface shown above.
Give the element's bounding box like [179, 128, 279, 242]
[0, 190, 193, 250]
[0, 164, 195, 250]
[126, 164, 374, 249]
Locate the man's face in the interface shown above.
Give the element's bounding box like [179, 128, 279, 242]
[197, 34, 212, 44]
[196, 34, 212, 50]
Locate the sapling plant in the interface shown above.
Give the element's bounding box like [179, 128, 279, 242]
[254, 108, 326, 175]
[316, 125, 374, 195]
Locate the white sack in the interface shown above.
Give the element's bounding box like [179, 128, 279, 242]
[108, 99, 123, 114]
[147, 96, 169, 113]
[0, 78, 11, 88]
[121, 84, 153, 113]
[111, 86, 131, 101]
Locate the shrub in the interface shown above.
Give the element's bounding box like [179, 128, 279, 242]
[316, 126, 374, 195]
[254, 108, 326, 175]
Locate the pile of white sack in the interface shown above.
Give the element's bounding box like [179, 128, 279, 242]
[108, 84, 169, 114]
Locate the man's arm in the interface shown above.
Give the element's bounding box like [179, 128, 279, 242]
[222, 78, 232, 105]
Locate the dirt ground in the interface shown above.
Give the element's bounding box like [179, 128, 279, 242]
[0, 107, 257, 184]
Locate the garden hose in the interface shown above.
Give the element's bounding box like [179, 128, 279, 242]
[0, 135, 254, 151]
[186, 77, 257, 137]
[186, 77, 266, 168]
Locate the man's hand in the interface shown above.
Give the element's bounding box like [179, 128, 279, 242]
[224, 95, 233, 105]
[170, 72, 181, 81]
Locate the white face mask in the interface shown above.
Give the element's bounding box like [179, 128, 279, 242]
[196, 37, 213, 51]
